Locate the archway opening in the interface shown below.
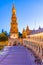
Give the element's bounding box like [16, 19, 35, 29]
[13, 41, 17, 46]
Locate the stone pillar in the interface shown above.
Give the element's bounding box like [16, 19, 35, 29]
[37, 46, 39, 54]
[42, 48, 43, 56]
[39, 46, 42, 56]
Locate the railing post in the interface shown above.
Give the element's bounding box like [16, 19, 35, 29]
[42, 48, 43, 56]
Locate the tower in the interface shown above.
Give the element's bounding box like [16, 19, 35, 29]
[26, 26, 30, 37]
[10, 5, 18, 39]
[22, 28, 26, 38]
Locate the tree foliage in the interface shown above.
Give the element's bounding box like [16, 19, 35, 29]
[0, 30, 8, 41]
[18, 32, 22, 38]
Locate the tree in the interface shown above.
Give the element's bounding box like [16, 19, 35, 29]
[18, 32, 22, 38]
[0, 31, 8, 41]
[1, 29, 4, 33]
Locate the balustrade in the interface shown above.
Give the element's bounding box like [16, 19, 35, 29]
[23, 38, 43, 61]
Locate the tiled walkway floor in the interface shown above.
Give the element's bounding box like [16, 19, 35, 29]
[0, 46, 37, 65]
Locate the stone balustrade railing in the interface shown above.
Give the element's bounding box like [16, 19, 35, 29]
[23, 38, 43, 61]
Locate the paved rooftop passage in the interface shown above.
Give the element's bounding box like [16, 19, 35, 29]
[0, 46, 37, 65]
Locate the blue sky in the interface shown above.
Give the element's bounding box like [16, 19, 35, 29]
[0, 0, 43, 33]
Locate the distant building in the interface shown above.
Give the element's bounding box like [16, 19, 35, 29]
[29, 26, 43, 39]
[25, 26, 31, 37]
[31, 26, 43, 34]
[22, 26, 31, 38]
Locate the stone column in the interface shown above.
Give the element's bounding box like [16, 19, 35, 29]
[42, 48, 43, 56]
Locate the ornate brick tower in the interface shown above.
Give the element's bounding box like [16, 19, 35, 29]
[26, 26, 31, 37]
[10, 5, 18, 38]
[22, 28, 26, 38]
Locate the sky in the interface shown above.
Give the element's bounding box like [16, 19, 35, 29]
[0, 0, 43, 33]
